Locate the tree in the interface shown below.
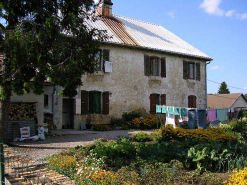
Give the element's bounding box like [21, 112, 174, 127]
[218, 81, 230, 94]
[0, 0, 107, 142]
[244, 93, 247, 100]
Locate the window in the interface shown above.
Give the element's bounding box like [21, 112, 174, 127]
[93, 49, 110, 71]
[81, 90, 109, 115]
[89, 91, 101, 114]
[44, 95, 48, 107]
[144, 55, 166, 77]
[183, 61, 200, 81]
[188, 95, 197, 108]
[150, 93, 166, 114]
[94, 50, 102, 71]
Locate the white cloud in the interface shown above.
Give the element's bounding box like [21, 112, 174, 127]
[199, 0, 243, 19]
[244, 87, 247, 90]
[226, 10, 235, 17]
[211, 65, 220, 70]
[168, 10, 176, 18]
[200, 0, 225, 16]
[236, 13, 247, 20]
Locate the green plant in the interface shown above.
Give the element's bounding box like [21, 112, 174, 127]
[90, 138, 136, 168]
[110, 117, 127, 127]
[122, 110, 141, 122]
[134, 132, 153, 142]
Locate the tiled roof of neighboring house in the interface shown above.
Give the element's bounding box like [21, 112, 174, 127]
[207, 93, 245, 108]
[89, 14, 212, 61]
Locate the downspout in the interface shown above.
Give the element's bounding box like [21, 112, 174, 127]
[205, 61, 211, 108]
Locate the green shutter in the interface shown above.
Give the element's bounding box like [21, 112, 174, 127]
[183, 60, 189, 79]
[144, 55, 150, 76]
[196, 63, 201, 81]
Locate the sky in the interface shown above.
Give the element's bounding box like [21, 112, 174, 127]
[100, 0, 247, 95]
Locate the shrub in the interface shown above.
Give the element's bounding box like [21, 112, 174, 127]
[161, 125, 238, 144]
[90, 138, 136, 168]
[110, 117, 127, 127]
[134, 132, 153, 142]
[128, 114, 158, 129]
[122, 110, 141, 122]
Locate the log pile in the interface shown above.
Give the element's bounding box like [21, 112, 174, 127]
[8, 102, 37, 121]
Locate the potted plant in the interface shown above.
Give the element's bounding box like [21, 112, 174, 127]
[85, 116, 92, 129]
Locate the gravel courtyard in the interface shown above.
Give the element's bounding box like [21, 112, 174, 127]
[9, 129, 151, 160]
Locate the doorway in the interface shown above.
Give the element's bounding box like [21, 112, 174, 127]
[62, 99, 75, 129]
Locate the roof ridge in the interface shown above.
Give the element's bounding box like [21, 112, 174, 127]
[113, 14, 161, 27]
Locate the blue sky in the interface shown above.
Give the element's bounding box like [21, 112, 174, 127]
[108, 0, 247, 95]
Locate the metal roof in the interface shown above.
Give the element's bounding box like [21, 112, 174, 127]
[89, 14, 212, 61]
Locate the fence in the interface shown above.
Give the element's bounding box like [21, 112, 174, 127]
[0, 138, 77, 185]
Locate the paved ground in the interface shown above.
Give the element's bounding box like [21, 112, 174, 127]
[9, 129, 152, 160]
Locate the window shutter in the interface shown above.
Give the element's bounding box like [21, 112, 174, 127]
[150, 94, 156, 114]
[193, 96, 197, 108]
[102, 91, 110, 115]
[161, 58, 166, 78]
[188, 95, 197, 108]
[161, 94, 166, 105]
[81, 90, 89, 114]
[103, 49, 110, 72]
[144, 55, 150, 76]
[196, 63, 201, 81]
[183, 60, 188, 79]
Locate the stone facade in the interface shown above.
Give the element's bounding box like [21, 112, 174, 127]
[76, 44, 207, 126]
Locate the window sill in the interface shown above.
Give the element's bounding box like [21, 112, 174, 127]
[149, 76, 162, 81]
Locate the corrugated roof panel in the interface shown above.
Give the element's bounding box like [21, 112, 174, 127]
[115, 15, 211, 60]
[88, 13, 212, 60]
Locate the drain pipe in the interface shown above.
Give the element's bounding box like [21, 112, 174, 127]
[205, 61, 211, 108]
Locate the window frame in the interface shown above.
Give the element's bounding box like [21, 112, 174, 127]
[144, 55, 166, 77]
[94, 50, 102, 71]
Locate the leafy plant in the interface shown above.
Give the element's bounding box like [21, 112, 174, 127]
[134, 132, 153, 142]
[122, 110, 141, 122]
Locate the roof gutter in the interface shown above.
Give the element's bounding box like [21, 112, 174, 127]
[205, 60, 212, 108]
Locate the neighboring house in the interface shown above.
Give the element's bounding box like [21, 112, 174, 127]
[207, 93, 247, 109]
[207, 93, 247, 119]
[9, 0, 213, 130]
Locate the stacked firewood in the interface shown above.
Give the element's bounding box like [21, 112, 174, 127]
[8, 103, 37, 121]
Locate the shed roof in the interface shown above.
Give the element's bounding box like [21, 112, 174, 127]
[207, 93, 246, 108]
[89, 14, 212, 61]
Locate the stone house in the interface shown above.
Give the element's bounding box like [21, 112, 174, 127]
[9, 0, 212, 130]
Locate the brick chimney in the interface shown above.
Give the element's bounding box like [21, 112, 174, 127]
[97, 0, 113, 17]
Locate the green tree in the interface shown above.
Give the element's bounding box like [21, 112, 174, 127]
[244, 93, 247, 100]
[0, 0, 107, 142]
[218, 81, 230, 94]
